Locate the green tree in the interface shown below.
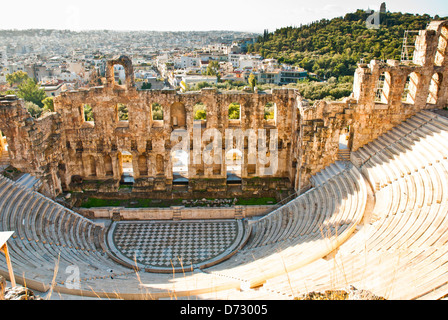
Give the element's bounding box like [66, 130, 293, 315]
[6, 71, 29, 87]
[151, 103, 163, 120]
[248, 73, 257, 90]
[17, 78, 47, 108]
[25, 101, 42, 118]
[42, 97, 54, 113]
[84, 104, 94, 121]
[141, 82, 152, 90]
[228, 103, 240, 120]
[193, 103, 207, 120]
[117, 103, 128, 121]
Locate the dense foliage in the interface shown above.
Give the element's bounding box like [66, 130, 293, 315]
[248, 10, 445, 79]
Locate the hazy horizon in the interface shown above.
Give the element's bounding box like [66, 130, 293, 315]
[1, 0, 447, 33]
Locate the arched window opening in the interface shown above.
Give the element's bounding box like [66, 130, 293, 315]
[427, 73, 443, 105]
[226, 149, 242, 184]
[172, 150, 189, 185]
[114, 64, 126, 86]
[119, 151, 134, 184]
[0, 131, 10, 167]
[171, 102, 186, 128]
[374, 72, 391, 104]
[402, 72, 419, 104]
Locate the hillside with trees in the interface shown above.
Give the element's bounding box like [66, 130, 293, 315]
[248, 10, 446, 80]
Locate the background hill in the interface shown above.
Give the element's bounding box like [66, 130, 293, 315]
[247, 10, 447, 80]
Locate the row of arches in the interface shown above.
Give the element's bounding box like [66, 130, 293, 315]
[81, 148, 277, 186]
[374, 71, 443, 105]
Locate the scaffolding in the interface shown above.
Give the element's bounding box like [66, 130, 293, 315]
[400, 30, 419, 63]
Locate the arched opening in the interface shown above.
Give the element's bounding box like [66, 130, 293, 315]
[171, 102, 186, 128]
[264, 102, 277, 126]
[339, 127, 350, 150]
[119, 151, 134, 184]
[226, 149, 242, 184]
[171, 150, 189, 185]
[337, 126, 352, 161]
[374, 71, 391, 104]
[228, 102, 241, 121]
[427, 73, 443, 105]
[402, 72, 419, 104]
[435, 26, 448, 66]
[0, 131, 10, 168]
[138, 154, 148, 176]
[104, 155, 113, 176]
[114, 64, 126, 86]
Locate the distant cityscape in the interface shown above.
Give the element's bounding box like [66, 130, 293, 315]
[0, 29, 309, 96]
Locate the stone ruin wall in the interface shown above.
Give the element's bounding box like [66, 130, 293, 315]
[294, 20, 448, 190]
[52, 84, 298, 199]
[0, 21, 447, 199]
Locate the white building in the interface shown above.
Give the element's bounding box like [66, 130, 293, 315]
[114, 65, 126, 84]
[180, 56, 200, 69]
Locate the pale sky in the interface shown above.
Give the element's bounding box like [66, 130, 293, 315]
[1, 0, 447, 33]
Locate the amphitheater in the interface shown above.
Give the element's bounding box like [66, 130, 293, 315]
[0, 21, 448, 300]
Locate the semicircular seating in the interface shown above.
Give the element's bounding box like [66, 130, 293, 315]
[201, 161, 368, 290]
[260, 110, 448, 300]
[2, 110, 448, 300]
[0, 175, 135, 291]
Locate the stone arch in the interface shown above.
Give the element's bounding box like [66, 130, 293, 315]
[119, 151, 134, 184]
[427, 72, 443, 104]
[226, 148, 242, 184]
[171, 150, 189, 184]
[106, 55, 135, 88]
[374, 71, 392, 104]
[402, 72, 420, 104]
[435, 26, 448, 66]
[170, 102, 186, 127]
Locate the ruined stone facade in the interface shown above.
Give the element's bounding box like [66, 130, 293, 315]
[0, 21, 447, 200]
